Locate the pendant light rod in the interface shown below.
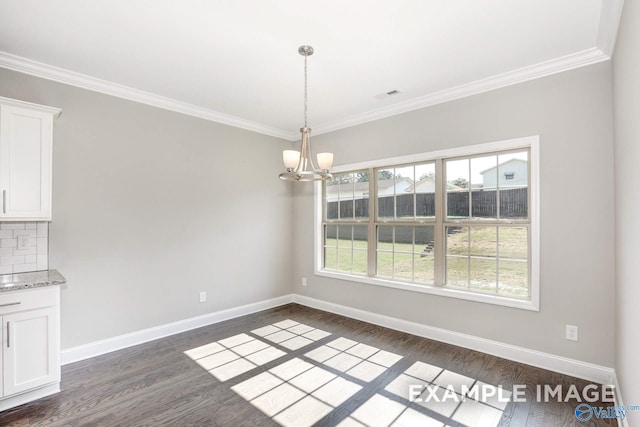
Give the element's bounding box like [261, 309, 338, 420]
[300, 45, 313, 128]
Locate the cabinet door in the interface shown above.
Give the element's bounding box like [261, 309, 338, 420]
[0, 105, 53, 220]
[3, 307, 59, 396]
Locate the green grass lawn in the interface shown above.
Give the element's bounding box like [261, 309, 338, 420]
[324, 226, 528, 298]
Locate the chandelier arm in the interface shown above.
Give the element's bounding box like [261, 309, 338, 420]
[295, 130, 307, 173]
[278, 170, 332, 181]
[294, 152, 305, 173]
[303, 128, 319, 171]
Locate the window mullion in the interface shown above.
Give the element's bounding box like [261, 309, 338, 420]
[468, 159, 472, 220]
[496, 155, 501, 219]
[528, 225, 532, 298]
[337, 180, 341, 221]
[413, 166, 417, 220]
[434, 159, 445, 286]
[352, 175, 356, 221]
[367, 168, 376, 277]
[411, 227, 416, 283]
[495, 226, 500, 294]
[393, 168, 397, 220]
[391, 226, 396, 279]
[335, 225, 340, 271]
[351, 226, 355, 273]
[467, 226, 471, 289]
[466, 160, 472, 290]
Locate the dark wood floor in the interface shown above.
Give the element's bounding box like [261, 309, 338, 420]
[0, 304, 616, 426]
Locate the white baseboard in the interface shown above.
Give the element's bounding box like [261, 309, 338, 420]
[61, 294, 294, 365]
[292, 294, 616, 385]
[61, 292, 617, 393]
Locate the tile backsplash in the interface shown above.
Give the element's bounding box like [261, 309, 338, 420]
[0, 221, 48, 275]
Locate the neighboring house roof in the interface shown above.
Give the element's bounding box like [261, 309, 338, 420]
[405, 177, 463, 192]
[326, 177, 413, 193]
[404, 177, 431, 192]
[479, 158, 527, 175]
[326, 180, 370, 193]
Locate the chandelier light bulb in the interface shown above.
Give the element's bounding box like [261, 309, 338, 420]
[283, 150, 300, 170]
[317, 152, 334, 171]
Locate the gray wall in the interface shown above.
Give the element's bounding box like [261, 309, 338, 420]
[0, 68, 294, 349]
[0, 58, 618, 370]
[613, 0, 640, 419]
[294, 62, 615, 367]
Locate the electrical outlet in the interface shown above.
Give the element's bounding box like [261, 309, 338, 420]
[301, 277, 307, 287]
[199, 291, 206, 303]
[17, 235, 30, 250]
[565, 325, 578, 341]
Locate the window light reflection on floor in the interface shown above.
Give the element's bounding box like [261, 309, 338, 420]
[341, 361, 509, 427]
[184, 319, 509, 427]
[307, 337, 403, 382]
[234, 357, 363, 426]
[183, 319, 330, 381]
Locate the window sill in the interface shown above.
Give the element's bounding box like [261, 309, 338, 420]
[314, 269, 539, 311]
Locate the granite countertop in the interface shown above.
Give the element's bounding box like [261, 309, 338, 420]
[0, 269, 66, 292]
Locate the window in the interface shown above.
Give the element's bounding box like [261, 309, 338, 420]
[323, 171, 370, 275]
[316, 137, 539, 311]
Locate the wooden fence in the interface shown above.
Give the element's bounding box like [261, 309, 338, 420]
[327, 188, 527, 220]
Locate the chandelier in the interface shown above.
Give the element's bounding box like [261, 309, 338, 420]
[279, 45, 334, 181]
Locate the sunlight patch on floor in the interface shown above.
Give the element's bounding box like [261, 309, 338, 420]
[306, 337, 403, 382]
[233, 357, 363, 427]
[184, 319, 509, 427]
[184, 320, 331, 381]
[340, 361, 509, 427]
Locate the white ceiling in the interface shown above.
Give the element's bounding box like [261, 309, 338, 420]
[0, 0, 623, 140]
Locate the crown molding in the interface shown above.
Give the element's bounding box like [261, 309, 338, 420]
[0, 45, 613, 142]
[312, 47, 609, 137]
[596, 0, 624, 57]
[0, 51, 296, 140]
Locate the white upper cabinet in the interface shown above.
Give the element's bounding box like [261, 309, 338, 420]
[0, 97, 61, 221]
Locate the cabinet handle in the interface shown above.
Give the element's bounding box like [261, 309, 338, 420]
[6, 321, 9, 348]
[2, 190, 5, 214]
[0, 302, 20, 308]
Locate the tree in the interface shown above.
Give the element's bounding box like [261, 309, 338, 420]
[352, 170, 395, 182]
[355, 171, 370, 182]
[419, 171, 435, 181]
[377, 170, 394, 181]
[331, 170, 396, 184]
[329, 174, 352, 184]
[451, 177, 469, 189]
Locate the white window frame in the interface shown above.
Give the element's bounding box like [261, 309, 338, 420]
[314, 136, 540, 311]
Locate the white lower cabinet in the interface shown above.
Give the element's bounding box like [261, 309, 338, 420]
[0, 286, 60, 411]
[3, 306, 59, 396]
